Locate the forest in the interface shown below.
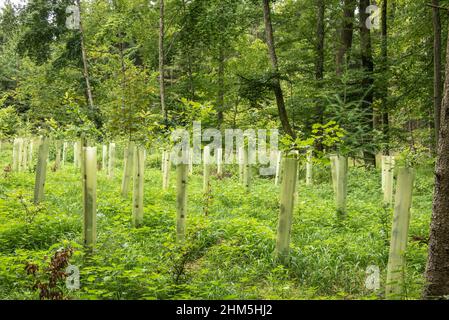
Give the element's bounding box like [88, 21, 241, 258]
[1, 0, 449, 301]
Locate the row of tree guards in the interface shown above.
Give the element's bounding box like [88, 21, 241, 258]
[5, 137, 415, 298]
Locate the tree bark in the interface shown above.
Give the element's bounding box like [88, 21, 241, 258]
[262, 0, 296, 139]
[76, 0, 97, 125]
[381, 0, 390, 154]
[336, 0, 356, 77]
[359, 0, 375, 167]
[424, 17, 449, 299]
[159, 0, 167, 122]
[432, 0, 443, 150]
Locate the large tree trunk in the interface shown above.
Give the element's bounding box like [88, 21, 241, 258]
[159, 0, 167, 122]
[359, 0, 375, 167]
[336, 0, 356, 77]
[424, 17, 449, 299]
[262, 0, 296, 139]
[381, 0, 390, 154]
[432, 0, 443, 150]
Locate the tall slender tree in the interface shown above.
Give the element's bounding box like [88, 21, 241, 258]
[359, 0, 375, 166]
[262, 0, 296, 139]
[380, 0, 389, 154]
[159, 0, 167, 123]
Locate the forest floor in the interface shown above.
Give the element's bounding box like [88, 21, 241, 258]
[0, 145, 433, 300]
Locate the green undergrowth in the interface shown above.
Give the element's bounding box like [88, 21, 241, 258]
[0, 146, 433, 300]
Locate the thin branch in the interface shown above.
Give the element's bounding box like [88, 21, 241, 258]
[426, 3, 449, 11]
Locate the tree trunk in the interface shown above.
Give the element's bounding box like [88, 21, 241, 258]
[262, 0, 296, 139]
[159, 0, 167, 122]
[217, 44, 225, 128]
[424, 17, 449, 299]
[381, 0, 390, 154]
[336, 0, 356, 77]
[75, 0, 96, 124]
[314, 0, 325, 138]
[432, 0, 442, 150]
[359, 0, 375, 167]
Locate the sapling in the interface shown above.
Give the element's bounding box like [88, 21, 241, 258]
[62, 142, 68, 166]
[12, 138, 19, 171]
[176, 163, 188, 241]
[306, 150, 313, 186]
[82, 147, 97, 248]
[242, 147, 251, 189]
[217, 147, 223, 176]
[54, 141, 62, 171]
[238, 147, 244, 183]
[17, 138, 23, 172]
[386, 167, 415, 299]
[108, 143, 116, 178]
[121, 141, 135, 197]
[330, 154, 348, 217]
[275, 156, 298, 262]
[383, 156, 395, 206]
[203, 146, 211, 193]
[132, 148, 145, 227]
[163, 150, 171, 190]
[102, 144, 108, 171]
[73, 142, 79, 167]
[33, 137, 50, 204]
[274, 150, 282, 185]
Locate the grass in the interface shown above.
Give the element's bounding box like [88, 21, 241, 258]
[0, 143, 432, 300]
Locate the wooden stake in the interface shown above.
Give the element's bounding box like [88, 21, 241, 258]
[275, 156, 298, 262]
[83, 147, 97, 248]
[386, 167, 415, 299]
[33, 137, 49, 204]
[176, 163, 188, 241]
[132, 148, 145, 228]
